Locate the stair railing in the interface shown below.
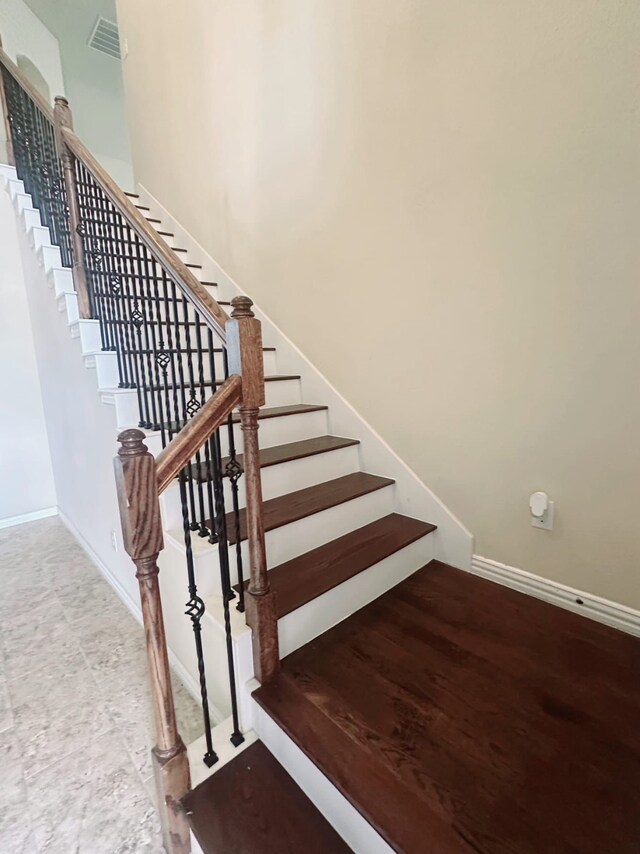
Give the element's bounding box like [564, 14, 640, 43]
[0, 41, 279, 854]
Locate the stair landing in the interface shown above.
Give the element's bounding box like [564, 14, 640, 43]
[254, 562, 640, 854]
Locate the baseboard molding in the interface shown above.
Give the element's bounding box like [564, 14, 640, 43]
[0, 506, 57, 530]
[57, 508, 224, 723]
[471, 555, 640, 638]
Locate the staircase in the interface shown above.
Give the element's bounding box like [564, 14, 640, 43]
[4, 44, 637, 854]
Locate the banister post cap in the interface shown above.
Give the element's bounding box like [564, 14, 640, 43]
[117, 428, 148, 457]
[230, 295, 255, 318]
[54, 95, 69, 107]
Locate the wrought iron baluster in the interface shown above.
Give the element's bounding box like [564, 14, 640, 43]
[209, 427, 244, 747]
[169, 282, 199, 530]
[180, 296, 209, 538]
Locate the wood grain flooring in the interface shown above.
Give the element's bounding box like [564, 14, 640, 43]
[255, 561, 640, 853]
[183, 741, 352, 853]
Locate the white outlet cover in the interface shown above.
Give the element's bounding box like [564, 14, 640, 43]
[532, 500, 554, 531]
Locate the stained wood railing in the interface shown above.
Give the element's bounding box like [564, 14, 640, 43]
[0, 39, 279, 854]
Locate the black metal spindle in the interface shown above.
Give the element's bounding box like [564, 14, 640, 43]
[179, 473, 219, 768]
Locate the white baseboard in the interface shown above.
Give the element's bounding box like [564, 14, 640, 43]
[57, 508, 224, 723]
[0, 506, 57, 530]
[471, 555, 640, 638]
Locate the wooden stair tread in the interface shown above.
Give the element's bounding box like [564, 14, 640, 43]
[236, 513, 436, 618]
[183, 741, 352, 854]
[255, 563, 640, 854]
[162, 403, 328, 435]
[230, 403, 328, 423]
[230, 434, 359, 470]
[191, 435, 360, 484]
[222, 472, 394, 545]
[253, 672, 465, 854]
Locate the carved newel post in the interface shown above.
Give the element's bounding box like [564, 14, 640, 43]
[114, 429, 191, 854]
[52, 96, 91, 319]
[227, 296, 280, 683]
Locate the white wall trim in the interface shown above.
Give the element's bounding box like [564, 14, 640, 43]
[57, 507, 224, 723]
[0, 505, 57, 530]
[471, 555, 640, 638]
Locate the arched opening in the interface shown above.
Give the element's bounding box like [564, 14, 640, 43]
[16, 55, 51, 104]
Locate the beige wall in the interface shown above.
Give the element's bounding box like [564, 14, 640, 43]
[117, 0, 640, 608]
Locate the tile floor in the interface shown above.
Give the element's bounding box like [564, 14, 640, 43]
[0, 516, 203, 853]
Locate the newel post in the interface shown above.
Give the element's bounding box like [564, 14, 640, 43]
[228, 296, 280, 684]
[0, 36, 15, 166]
[114, 429, 191, 854]
[52, 96, 91, 319]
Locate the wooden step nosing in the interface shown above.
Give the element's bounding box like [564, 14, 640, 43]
[223, 473, 395, 545]
[270, 516, 437, 618]
[252, 683, 405, 853]
[253, 435, 360, 469]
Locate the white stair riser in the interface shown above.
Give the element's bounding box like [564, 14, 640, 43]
[58, 291, 78, 323]
[251, 701, 393, 854]
[260, 484, 395, 568]
[279, 539, 434, 657]
[160, 443, 360, 528]
[7, 178, 25, 199]
[88, 348, 278, 392]
[37, 244, 62, 272]
[48, 267, 74, 297]
[86, 351, 120, 387]
[99, 390, 141, 427]
[0, 164, 17, 184]
[70, 320, 102, 352]
[14, 192, 34, 215]
[144, 408, 329, 458]
[254, 409, 328, 453]
[165, 483, 395, 591]
[30, 225, 51, 251]
[98, 375, 298, 428]
[22, 208, 42, 231]
[239, 443, 360, 506]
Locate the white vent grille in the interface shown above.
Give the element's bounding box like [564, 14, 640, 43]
[88, 17, 120, 60]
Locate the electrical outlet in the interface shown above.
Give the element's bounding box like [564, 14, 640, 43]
[110, 530, 119, 551]
[532, 500, 555, 531]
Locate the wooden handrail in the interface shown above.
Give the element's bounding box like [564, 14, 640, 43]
[155, 375, 243, 494]
[0, 43, 53, 119]
[61, 126, 230, 342]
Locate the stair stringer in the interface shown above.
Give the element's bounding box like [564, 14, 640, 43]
[137, 183, 474, 571]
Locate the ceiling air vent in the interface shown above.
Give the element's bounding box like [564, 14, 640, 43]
[88, 17, 121, 60]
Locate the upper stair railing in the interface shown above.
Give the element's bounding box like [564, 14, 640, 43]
[0, 41, 279, 854]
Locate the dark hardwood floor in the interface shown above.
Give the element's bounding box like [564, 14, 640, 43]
[183, 741, 352, 853]
[255, 561, 640, 854]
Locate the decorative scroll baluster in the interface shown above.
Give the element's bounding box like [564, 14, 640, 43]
[114, 430, 191, 854]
